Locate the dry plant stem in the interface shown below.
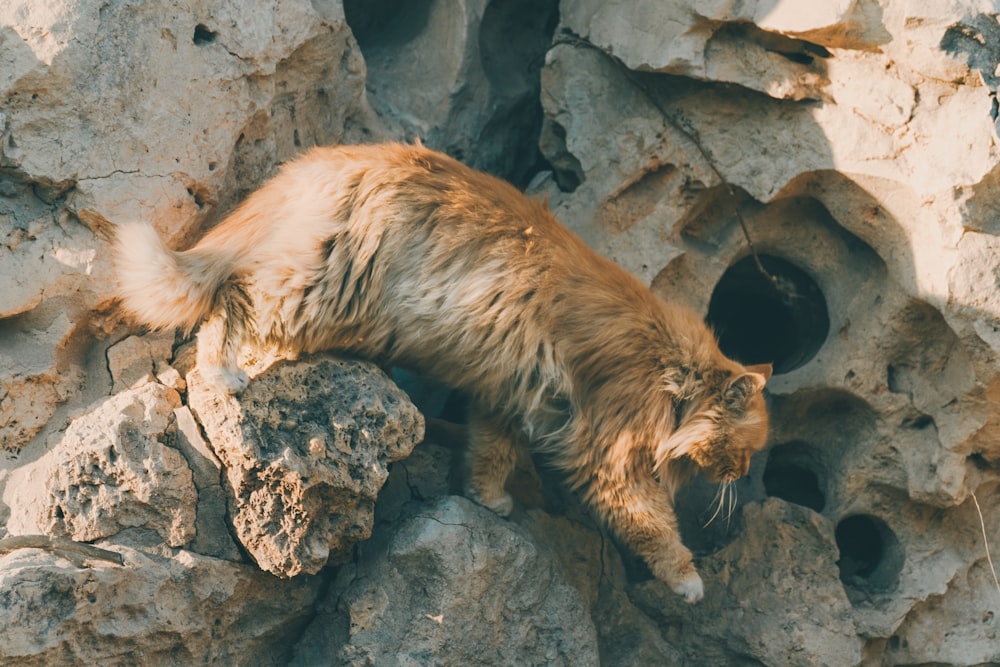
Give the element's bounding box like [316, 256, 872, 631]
[552, 34, 781, 289]
[0, 535, 125, 567]
[971, 492, 1000, 605]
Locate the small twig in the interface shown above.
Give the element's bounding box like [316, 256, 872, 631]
[0, 535, 125, 567]
[551, 34, 782, 290]
[971, 492, 1000, 604]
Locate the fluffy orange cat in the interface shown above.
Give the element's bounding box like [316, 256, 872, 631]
[115, 142, 770, 602]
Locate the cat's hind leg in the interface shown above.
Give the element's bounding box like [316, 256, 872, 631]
[465, 405, 520, 517]
[196, 281, 253, 394]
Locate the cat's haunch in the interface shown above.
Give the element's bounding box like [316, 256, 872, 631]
[115, 142, 771, 603]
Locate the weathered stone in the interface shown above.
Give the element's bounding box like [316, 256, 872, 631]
[0, 298, 86, 450]
[106, 332, 175, 394]
[3, 0, 1000, 662]
[292, 496, 598, 667]
[0, 546, 321, 666]
[5, 382, 197, 548]
[0, 0, 382, 451]
[188, 355, 424, 577]
[632, 500, 863, 666]
[172, 405, 241, 560]
[534, 3, 1000, 662]
[343, 0, 557, 183]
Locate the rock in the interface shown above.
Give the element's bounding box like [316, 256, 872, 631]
[631, 500, 863, 666]
[343, 0, 558, 183]
[188, 355, 424, 577]
[6, 382, 197, 548]
[519, 508, 684, 666]
[0, 545, 321, 666]
[173, 405, 242, 560]
[534, 2, 1000, 663]
[106, 332, 175, 394]
[3, 0, 1000, 662]
[0, 298, 85, 450]
[0, 0, 382, 449]
[291, 496, 598, 667]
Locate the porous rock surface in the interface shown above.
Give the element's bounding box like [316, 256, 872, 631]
[2, 0, 1000, 665]
[187, 355, 424, 577]
[292, 496, 598, 666]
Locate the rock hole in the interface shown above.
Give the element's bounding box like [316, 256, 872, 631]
[835, 514, 904, 598]
[342, 0, 432, 52]
[706, 254, 829, 374]
[762, 442, 825, 512]
[193, 24, 217, 46]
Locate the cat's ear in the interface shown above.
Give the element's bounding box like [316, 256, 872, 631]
[724, 365, 771, 406]
[744, 363, 773, 382]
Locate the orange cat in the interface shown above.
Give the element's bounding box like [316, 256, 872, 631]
[115, 142, 770, 602]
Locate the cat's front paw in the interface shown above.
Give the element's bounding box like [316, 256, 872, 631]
[465, 485, 514, 517]
[200, 364, 250, 394]
[672, 571, 704, 604]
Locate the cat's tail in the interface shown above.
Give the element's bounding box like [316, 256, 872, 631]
[114, 223, 231, 333]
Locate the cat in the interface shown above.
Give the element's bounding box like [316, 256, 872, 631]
[115, 141, 771, 603]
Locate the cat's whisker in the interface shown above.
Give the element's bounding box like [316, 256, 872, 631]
[703, 484, 726, 528]
[726, 483, 738, 529]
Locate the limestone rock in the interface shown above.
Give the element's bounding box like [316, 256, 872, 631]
[631, 500, 863, 666]
[0, 0, 382, 450]
[4, 382, 196, 547]
[0, 546, 321, 666]
[188, 355, 424, 577]
[343, 0, 557, 183]
[292, 496, 598, 667]
[0, 298, 85, 450]
[3, 0, 1000, 663]
[106, 332, 176, 394]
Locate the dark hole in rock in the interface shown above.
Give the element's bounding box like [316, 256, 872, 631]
[193, 24, 217, 46]
[707, 254, 830, 374]
[763, 442, 825, 512]
[835, 514, 904, 599]
[342, 0, 432, 53]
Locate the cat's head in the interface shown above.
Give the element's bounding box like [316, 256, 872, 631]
[655, 363, 772, 483]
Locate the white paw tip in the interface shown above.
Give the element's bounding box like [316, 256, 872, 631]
[487, 493, 514, 517]
[465, 487, 514, 517]
[674, 573, 704, 604]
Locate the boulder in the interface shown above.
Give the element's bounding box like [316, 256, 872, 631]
[188, 355, 424, 577]
[0, 546, 321, 666]
[292, 496, 599, 667]
[6, 382, 197, 548]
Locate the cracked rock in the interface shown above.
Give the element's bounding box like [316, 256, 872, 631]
[6, 381, 197, 547]
[0, 546, 321, 665]
[188, 354, 424, 577]
[292, 496, 598, 667]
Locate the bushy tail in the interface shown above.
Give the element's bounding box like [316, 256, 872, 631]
[114, 223, 229, 332]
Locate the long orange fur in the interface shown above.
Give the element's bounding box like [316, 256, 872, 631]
[115, 142, 771, 602]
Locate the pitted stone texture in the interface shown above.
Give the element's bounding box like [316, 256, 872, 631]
[535, 3, 1000, 663]
[0, 297, 86, 450]
[292, 496, 598, 667]
[188, 355, 423, 577]
[0, 546, 321, 666]
[6, 382, 197, 547]
[631, 500, 863, 666]
[106, 331, 176, 394]
[0, 0, 382, 451]
[344, 0, 557, 184]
